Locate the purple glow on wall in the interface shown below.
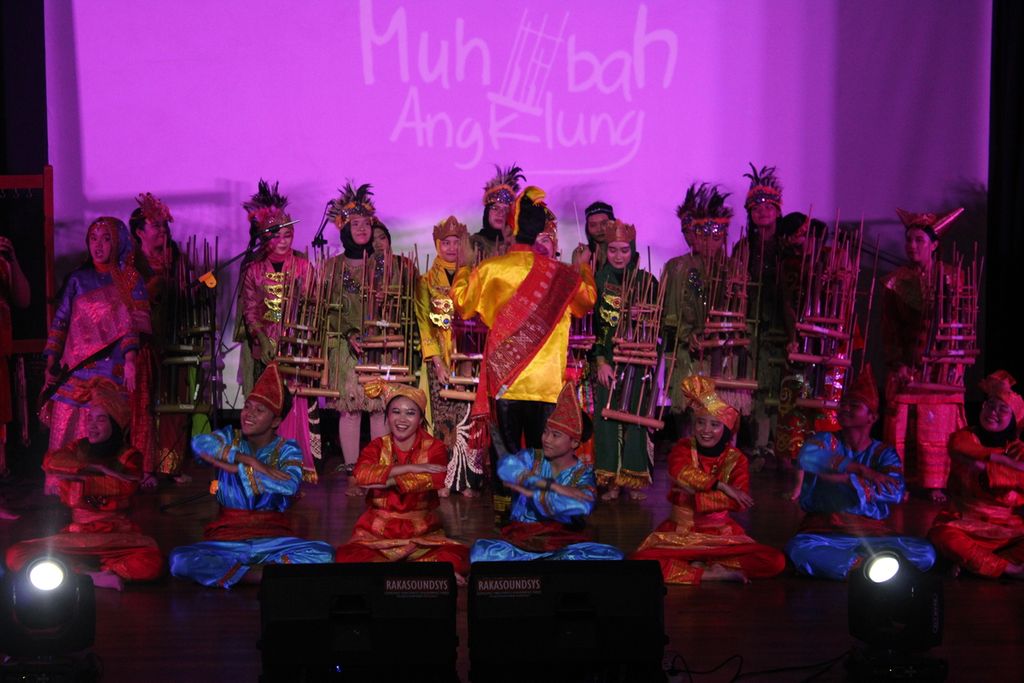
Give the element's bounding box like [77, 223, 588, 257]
[44, 0, 991, 402]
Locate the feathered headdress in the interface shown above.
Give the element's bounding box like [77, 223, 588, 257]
[330, 181, 376, 228]
[743, 163, 783, 211]
[895, 207, 964, 241]
[135, 192, 173, 225]
[482, 164, 526, 206]
[242, 179, 291, 234]
[676, 183, 733, 234]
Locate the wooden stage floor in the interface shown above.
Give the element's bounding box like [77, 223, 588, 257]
[2, 448, 1023, 682]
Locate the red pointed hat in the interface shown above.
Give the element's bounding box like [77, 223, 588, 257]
[843, 365, 879, 413]
[895, 207, 964, 241]
[547, 383, 583, 441]
[250, 363, 286, 416]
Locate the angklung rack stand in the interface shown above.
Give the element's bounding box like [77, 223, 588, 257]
[275, 255, 337, 401]
[691, 234, 757, 414]
[905, 243, 983, 396]
[601, 260, 672, 431]
[785, 217, 866, 411]
[156, 236, 220, 427]
[355, 250, 419, 387]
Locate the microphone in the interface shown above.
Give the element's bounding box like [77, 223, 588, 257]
[256, 218, 299, 239]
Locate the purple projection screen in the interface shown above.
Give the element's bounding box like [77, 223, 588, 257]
[44, 0, 991, 404]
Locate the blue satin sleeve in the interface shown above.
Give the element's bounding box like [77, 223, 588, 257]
[191, 427, 237, 464]
[498, 450, 545, 488]
[534, 466, 596, 520]
[798, 433, 847, 474]
[237, 440, 303, 499]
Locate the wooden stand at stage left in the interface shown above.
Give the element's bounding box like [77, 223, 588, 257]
[155, 237, 220, 470]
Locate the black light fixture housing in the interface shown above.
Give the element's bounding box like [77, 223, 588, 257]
[847, 550, 947, 681]
[0, 557, 96, 658]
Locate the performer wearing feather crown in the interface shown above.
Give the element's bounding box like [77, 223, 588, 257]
[236, 180, 317, 481]
[130, 192, 193, 485]
[733, 164, 785, 462]
[661, 183, 732, 426]
[471, 164, 525, 261]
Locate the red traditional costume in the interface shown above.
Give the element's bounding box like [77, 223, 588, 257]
[632, 376, 785, 584]
[7, 380, 162, 581]
[237, 181, 317, 480]
[130, 192, 193, 478]
[335, 383, 470, 575]
[881, 207, 968, 492]
[928, 372, 1024, 577]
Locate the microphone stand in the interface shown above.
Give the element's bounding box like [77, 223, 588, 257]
[310, 201, 332, 259]
[160, 222, 297, 512]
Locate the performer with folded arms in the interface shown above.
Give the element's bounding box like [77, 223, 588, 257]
[471, 382, 624, 562]
[169, 364, 333, 588]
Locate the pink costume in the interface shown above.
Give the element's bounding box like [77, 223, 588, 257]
[43, 219, 151, 483]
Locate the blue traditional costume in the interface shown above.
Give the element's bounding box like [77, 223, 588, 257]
[169, 366, 332, 587]
[785, 370, 935, 579]
[471, 384, 624, 562]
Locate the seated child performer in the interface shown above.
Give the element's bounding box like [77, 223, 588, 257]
[928, 371, 1024, 579]
[785, 366, 937, 580]
[470, 383, 625, 562]
[335, 381, 470, 577]
[169, 364, 333, 588]
[632, 376, 785, 584]
[6, 378, 162, 590]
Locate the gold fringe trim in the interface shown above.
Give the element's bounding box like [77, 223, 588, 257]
[616, 468, 652, 489]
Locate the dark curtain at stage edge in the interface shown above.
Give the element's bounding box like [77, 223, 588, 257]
[987, 0, 1024, 376]
[0, 0, 47, 173]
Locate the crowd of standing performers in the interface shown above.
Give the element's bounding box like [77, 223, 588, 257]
[4, 160, 1022, 591]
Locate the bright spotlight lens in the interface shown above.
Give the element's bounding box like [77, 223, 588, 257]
[28, 560, 66, 591]
[867, 555, 900, 583]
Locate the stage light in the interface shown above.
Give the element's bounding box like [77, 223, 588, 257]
[865, 552, 900, 583]
[847, 550, 946, 681]
[28, 559, 67, 592]
[0, 557, 96, 659]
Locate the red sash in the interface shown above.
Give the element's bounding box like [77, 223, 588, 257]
[471, 253, 581, 419]
[204, 507, 293, 541]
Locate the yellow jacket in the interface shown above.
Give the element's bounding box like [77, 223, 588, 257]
[415, 259, 457, 365]
[451, 246, 596, 403]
